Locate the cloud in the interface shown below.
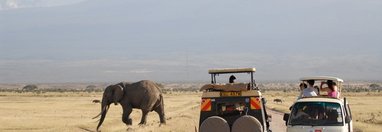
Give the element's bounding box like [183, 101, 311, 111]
[0, 50, 381, 83]
[103, 69, 153, 74]
[0, 58, 191, 83]
[129, 69, 153, 74]
[1, 0, 382, 82]
[0, 0, 88, 10]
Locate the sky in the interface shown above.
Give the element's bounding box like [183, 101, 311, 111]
[1, 0, 382, 83]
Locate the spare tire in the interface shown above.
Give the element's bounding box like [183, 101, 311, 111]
[200, 116, 230, 132]
[232, 115, 263, 132]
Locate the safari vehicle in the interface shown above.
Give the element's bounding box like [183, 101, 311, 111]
[199, 68, 271, 132]
[283, 76, 353, 132]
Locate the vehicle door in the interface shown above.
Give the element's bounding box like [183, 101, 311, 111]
[344, 98, 353, 132]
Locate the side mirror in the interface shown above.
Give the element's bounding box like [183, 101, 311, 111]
[283, 113, 290, 121]
[283, 113, 290, 126]
[345, 115, 351, 123]
[267, 114, 272, 122]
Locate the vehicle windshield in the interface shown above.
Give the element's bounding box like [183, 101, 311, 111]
[289, 102, 343, 126]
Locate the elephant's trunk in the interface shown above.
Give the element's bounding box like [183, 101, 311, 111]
[96, 103, 110, 131]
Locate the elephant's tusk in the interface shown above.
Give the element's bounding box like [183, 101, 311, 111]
[92, 112, 102, 119]
[92, 110, 103, 119]
[93, 105, 107, 119]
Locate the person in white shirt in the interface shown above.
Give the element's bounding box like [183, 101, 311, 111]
[301, 80, 318, 98]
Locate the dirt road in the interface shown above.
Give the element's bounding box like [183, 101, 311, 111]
[268, 109, 287, 132]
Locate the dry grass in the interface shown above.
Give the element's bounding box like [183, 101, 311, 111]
[0, 92, 201, 132]
[0, 91, 381, 132]
[264, 91, 382, 132]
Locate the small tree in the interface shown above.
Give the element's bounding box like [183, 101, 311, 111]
[369, 84, 380, 89]
[369, 83, 382, 91]
[22, 84, 38, 91]
[85, 85, 97, 92]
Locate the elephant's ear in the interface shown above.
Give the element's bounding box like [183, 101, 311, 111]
[113, 85, 124, 105]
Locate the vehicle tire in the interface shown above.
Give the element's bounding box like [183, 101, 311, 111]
[199, 116, 230, 132]
[232, 115, 263, 132]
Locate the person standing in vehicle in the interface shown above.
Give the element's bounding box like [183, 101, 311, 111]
[297, 83, 307, 99]
[301, 80, 318, 98]
[299, 83, 307, 91]
[229, 75, 236, 83]
[320, 80, 339, 98]
[314, 86, 320, 95]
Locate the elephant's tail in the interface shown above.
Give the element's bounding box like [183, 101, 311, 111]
[160, 94, 164, 107]
[153, 94, 164, 111]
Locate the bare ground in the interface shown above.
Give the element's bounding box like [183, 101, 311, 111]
[268, 109, 286, 132]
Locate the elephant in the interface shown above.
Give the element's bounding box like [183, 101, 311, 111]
[93, 80, 166, 131]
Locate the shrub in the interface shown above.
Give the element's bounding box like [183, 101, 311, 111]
[85, 85, 97, 92]
[22, 84, 38, 91]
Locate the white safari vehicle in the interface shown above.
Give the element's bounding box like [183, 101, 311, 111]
[199, 68, 271, 132]
[283, 76, 353, 132]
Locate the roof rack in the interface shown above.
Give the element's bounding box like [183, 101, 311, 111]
[300, 76, 343, 82]
[208, 68, 256, 74]
[208, 68, 257, 90]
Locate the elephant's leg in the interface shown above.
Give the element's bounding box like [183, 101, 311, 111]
[122, 106, 133, 125]
[139, 110, 149, 125]
[154, 105, 166, 124]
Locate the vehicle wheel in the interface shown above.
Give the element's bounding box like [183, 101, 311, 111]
[232, 115, 263, 132]
[200, 116, 230, 132]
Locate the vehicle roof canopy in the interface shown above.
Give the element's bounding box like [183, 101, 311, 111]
[299, 76, 344, 83]
[295, 96, 344, 104]
[208, 68, 256, 74]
